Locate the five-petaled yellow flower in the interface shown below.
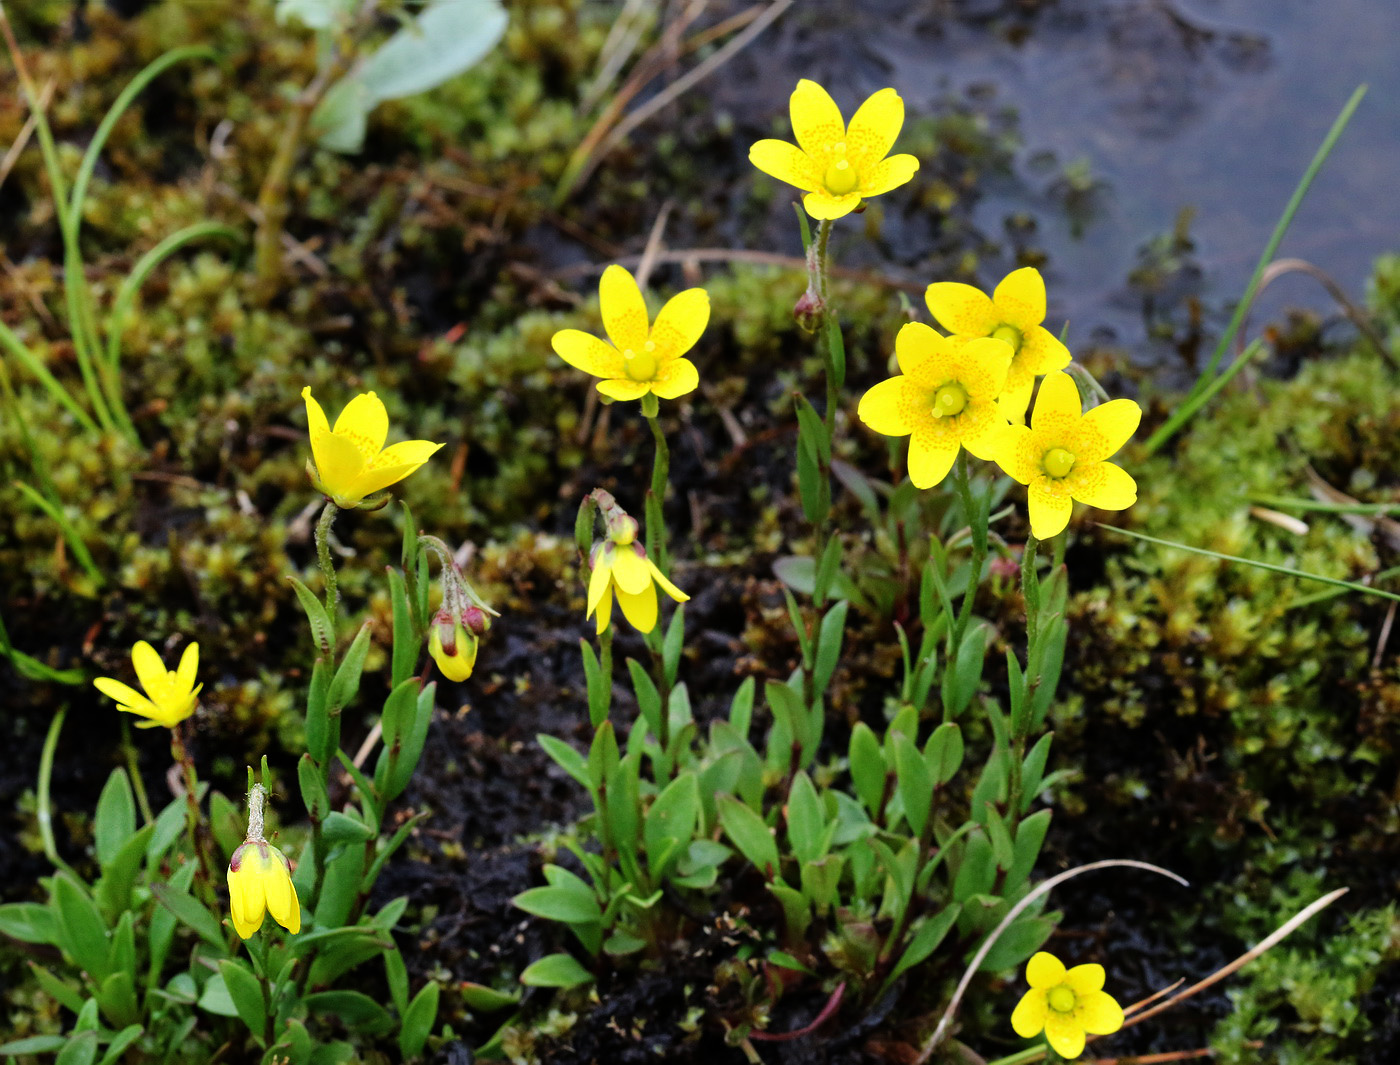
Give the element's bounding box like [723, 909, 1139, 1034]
[1011, 950, 1124, 1059]
[94, 641, 201, 729]
[303, 387, 443, 509]
[857, 325, 1012, 489]
[587, 531, 689, 634]
[552, 265, 708, 403]
[926, 267, 1071, 423]
[227, 840, 301, 940]
[749, 79, 919, 220]
[993, 370, 1140, 539]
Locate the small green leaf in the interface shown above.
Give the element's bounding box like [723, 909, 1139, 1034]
[893, 733, 932, 838]
[728, 676, 755, 738]
[0, 903, 57, 945]
[52, 875, 111, 982]
[848, 723, 886, 816]
[644, 773, 701, 881]
[197, 972, 240, 1017]
[942, 621, 988, 718]
[579, 639, 610, 728]
[1020, 733, 1054, 810]
[784, 771, 826, 866]
[288, 576, 335, 656]
[388, 567, 419, 688]
[322, 810, 374, 844]
[717, 796, 779, 881]
[626, 658, 663, 741]
[519, 953, 593, 989]
[328, 622, 374, 712]
[538, 735, 590, 790]
[923, 722, 965, 785]
[0, 1036, 67, 1055]
[303, 990, 394, 1035]
[398, 981, 440, 1059]
[979, 914, 1056, 971]
[662, 605, 685, 689]
[151, 882, 227, 952]
[889, 905, 961, 982]
[298, 754, 329, 823]
[218, 959, 266, 1037]
[460, 982, 519, 1012]
[812, 599, 848, 695]
[1007, 809, 1052, 888]
[93, 769, 136, 869]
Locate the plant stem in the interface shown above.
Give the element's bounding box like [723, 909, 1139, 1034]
[1021, 533, 1041, 652]
[950, 453, 986, 654]
[120, 720, 154, 825]
[315, 500, 339, 617]
[644, 412, 671, 572]
[171, 722, 219, 904]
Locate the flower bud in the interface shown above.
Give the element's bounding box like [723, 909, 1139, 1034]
[429, 612, 478, 682]
[462, 604, 491, 637]
[793, 289, 826, 334]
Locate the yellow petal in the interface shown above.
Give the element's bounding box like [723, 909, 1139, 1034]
[959, 402, 1010, 461]
[907, 428, 959, 489]
[1075, 989, 1125, 1035]
[894, 321, 949, 384]
[748, 138, 818, 191]
[1027, 480, 1074, 539]
[597, 377, 651, 401]
[93, 677, 158, 718]
[802, 189, 860, 220]
[1030, 371, 1082, 434]
[858, 153, 919, 197]
[1064, 964, 1105, 994]
[857, 377, 918, 438]
[552, 328, 625, 379]
[615, 582, 659, 633]
[349, 440, 442, 498]
[599, 264, 650, 353]
[1026, 952, 1067, 989]
[302, 386, 333, 476]
[1010, 988, 1048, 1038]
[651, 357, 699, 400]
[944, 336, 1012, 402]
[1043, 1011, 1086, 1059]
[348, 463, 430, 502]
[1067, 461, 1137, 511]
[997, 376, 1035, 426]
[644, 557, 689, 604]
[1015, 325, 1072, 377]
[925, 282, 999, 336]
[991, 424, 1037, 485]
[332, 392, 389, 458]
[608, 546, 652, 595]
[789, 79, 845, 160]
[844, 87, 903, 168]
[594, 581, 614, 634]
[263, 855, 301, 935]
[228, 860, 266, 940]
[311, 425, 368, 502]
[1077, 398, 1141, 463]
[130, 641, 167, 697]
[176, 643, 199, 695]
[992, 267, 1047, 331]
[650, 289, 709, 359]
[586, 554, 613, 619]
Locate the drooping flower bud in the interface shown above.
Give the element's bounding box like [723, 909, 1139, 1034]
[793, 288, 826, 334]
[428, 609, 479, 682]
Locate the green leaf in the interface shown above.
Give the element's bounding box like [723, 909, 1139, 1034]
[309, 74, 371, 153]
[812, 535, 844, 606]
[519, 953, 593, 989]
[923, 722, 965, 786]
[771, 555, 865, 605]
[767, 881, 811, 941]
[95, 1026, 142, 1065]
[889, 905, 961, 982]
[385, 943, 409, 1015]
[328, 622, 374, 713]
[104, 911, 135, 989]
[54, 1033, 98, 1065]
[151, 881, 227, 952]
[145, 797, 187, 865]
[951, 832, 997, 903]
[460, 982, 519, 1012]
[587, 721, 619, 793]
[983, 803, 1015, 871]
[52, 875, 111, 982]
[644, 773, 701, 881]
[784, 771, 826, 866]
[147, 861, 195, 984]
[398, 981, 440, 1059]
[626, 658, 663, 741]
[538, 735, 590, 790]
[298, 753, 329, 824]
[0, 1036, 67, 1055]
[29, 962, 84, 1015]
[579, 638, 610, 728]
[314, 843, 365, 930]
[219, 959, 266, 1037]
[795, 419, 831, 525]
[388, 567, 419, 688]
[303, 990, 395, 1035]
[198, 972, 240, 1017]
[512, 877, 602, 926]
[942, 621, 988, 718]
[322, 810, 375, 844]
[798, 853, 844, 914]
[662, 605, 685, 689]
[361, 0, 507, 104]
[848, 723, 886, 816]
[893, 733, 932, 838]
[717, 796, 779, 881]
[979, 914, 1056, 971]
[0, 903, 58, 945]
[304, 658, 334, 766]
[1019, 733, 1054, 811]
[728, 676, 755, 738]
[812, 599, 847, 695]
[93, 768, 136, 869]
[288, 576, 335, 656]
[1007, 809, 1052, 888]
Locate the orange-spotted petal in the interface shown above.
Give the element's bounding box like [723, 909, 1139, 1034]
[1027, 480, 1075, 539]
[599, 265, 650, 353]
[1043, 1012, 1086, 1060]
[907, 426, 960, 489]
[992, 267, 1047, 332]
[857, 377, 919, 438]
[1016, 325, 1072, 378]
[926, 281, 1000, 336]
[894, 321, 949, 384]
[1077, 398, 1141, 463]
[1030, 371, 1083, 435]
[651, 357, 699, 400]
[943, 336, 1013, 402]
[553, 329, 626, 379]
[650, 289, 709, 358]
[789, 79, 845, 160]
[1067, 461, 1137, 511]
[331, 391, 389, 457]
[859, 153, 920, 197]
[802, 189, 862, 220]
[844, 87, 904, 168]
[749, 138, 818, 191]
[597, 378, 652, 401]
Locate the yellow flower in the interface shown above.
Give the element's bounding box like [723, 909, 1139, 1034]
[428, 615, 479, 682]
[749, 79, 919, 220]
[302, 387, 443, 508]
[587, 536, 689, 635]
[856, 324, 1013, 489]
[552, 265, 708, 403]
[93, 641, 201, 729]
[1011, 950, 1124, 1059]
[992, 371, 1140, 539]
[925, 267, 1071, 422]
[227, 840, 301, 940]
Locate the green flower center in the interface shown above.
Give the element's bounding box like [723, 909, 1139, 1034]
[932, 382, 969, 418]
[823, 145, 859, 196]
[622, 340, 659, 382]
[1043, 447, 1075, 479]
[991, 324, 1023, 352]
[1048, 985, 1077, 1014]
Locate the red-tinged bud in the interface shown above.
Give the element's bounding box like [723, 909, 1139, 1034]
[794, 289, 826, 334]
[462, 604, 491, 637]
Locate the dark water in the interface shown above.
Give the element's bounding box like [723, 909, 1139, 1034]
[727, 0, 1400, 368]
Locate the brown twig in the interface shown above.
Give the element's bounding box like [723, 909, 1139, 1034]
[749, 981, 846, 1042]
[634, 199, 674, 290]
[1240, 256, 1394, 367]
[0, 77, 53, 193]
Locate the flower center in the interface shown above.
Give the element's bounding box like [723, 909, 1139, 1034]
[991, 324, 1023, 352]
[823, 144, 859, 196]
[1043, 447, 1076, 478]
[932, 382, 969, 418]
[1048, 985, 1078, 1014]
[622, 339, 659, 381]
